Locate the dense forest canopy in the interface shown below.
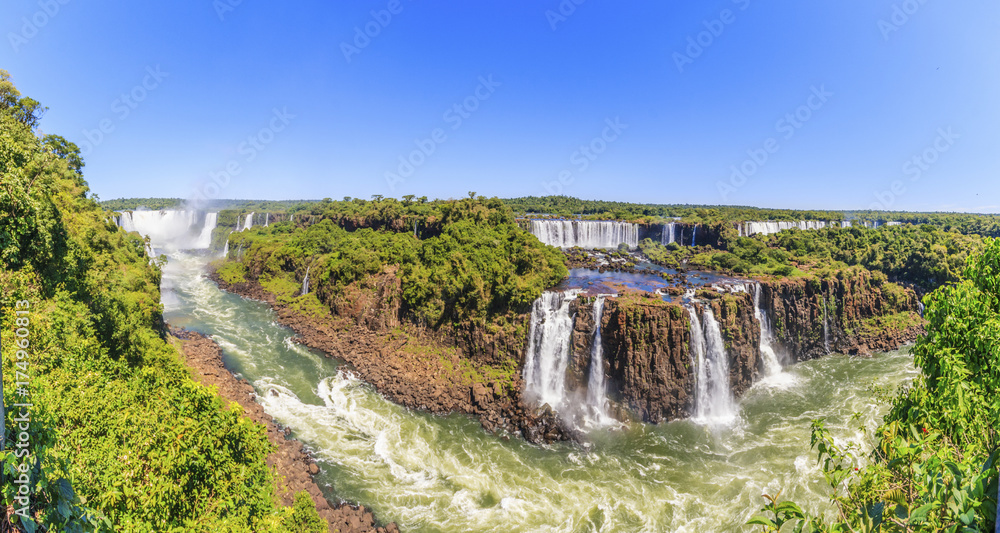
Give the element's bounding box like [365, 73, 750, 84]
[1, 71, 327, 532]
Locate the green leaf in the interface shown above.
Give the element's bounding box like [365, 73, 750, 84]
[747, 516, 778, 528]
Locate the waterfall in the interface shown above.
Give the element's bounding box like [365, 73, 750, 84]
[691, 225, 697, 247]
[116, 210, 218, 251]
[290, 214, 294, 224]
[243, 212, 255, 231]
[661, 223, 678, 245]
[752, 283, 782, 376]
[523, 291, 580, 412]
[301, 262, 313, 296]
[528, 220, 639, 249]
[918, 301, 925, 317]
[740, 221, 832, 237]
[264, 213, 269, 227]
[222, 238, 229, 258]
[822, 296, 830, 354]
[585, 296, 611, 423]
[687, 306, 735, 423]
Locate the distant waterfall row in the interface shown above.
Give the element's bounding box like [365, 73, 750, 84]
[738, 220, 835, 237]
[737, 219, 904, 237]
[116, 210, 218, 251]
[529, 220, 639, 250]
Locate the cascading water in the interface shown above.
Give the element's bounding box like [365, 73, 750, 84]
[529, 220, 639, 249]
[752, 283, 783, 376]
[690, 225, 697, 247]
[687, 306, 736, 423]
[523, 291, 580, 413]
[661, 223, 678, 245]
[740, 220, 832, 237]
[222, 238, 229, 258]
[117, 210, 217, 251]
[264, 213, 269, 227]
[823, 296, 831, 354]
[243, 212, 255, 231]
[584, 296, 612, 425]
[301, 262, 313, 296]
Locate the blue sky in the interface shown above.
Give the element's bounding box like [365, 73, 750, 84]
[2, 1, 998, 211]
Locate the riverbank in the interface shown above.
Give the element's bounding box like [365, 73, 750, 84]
[168, 326, 398, 533]
[206, 268, 570, 444]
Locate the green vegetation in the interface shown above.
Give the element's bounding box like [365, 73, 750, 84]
[225, 196, 567, 328]
[504, 195, 845, 222]
[638, 224, 980, 292]
[750, 239, 1000, 531]
[1, 71, 323, 532]
[100, 198, 314, 212]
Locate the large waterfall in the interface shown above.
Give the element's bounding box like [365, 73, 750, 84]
[529, 220, 639, 249]
[751, 283, 782, 376]
[585, 296, 612, 425]
[118, 210, 218, 251]
[523, 291, 580, 412]
[687, 306, 736, 423]
[738, 220, 832, 237]
[242, 212, 255, 231]
[661, 223, 679, 245]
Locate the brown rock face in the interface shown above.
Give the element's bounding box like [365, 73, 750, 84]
[707, 291, 761, 399]
[209, 269, 568, 445]
[599, 297, 693, 423]
[761, 270, 924, 360]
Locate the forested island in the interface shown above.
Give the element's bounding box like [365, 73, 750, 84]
[3, 75, 1000, 532]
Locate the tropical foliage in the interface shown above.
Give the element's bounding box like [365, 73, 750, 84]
[750, 239, 1000, 531]
[224, 195, 568, 328]
[1, 71, 323, 532]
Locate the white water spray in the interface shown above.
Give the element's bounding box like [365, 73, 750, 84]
[752, 283, 782, 376]
[523, 291, 580, 413]
[301, 261, 313, 296]
[117, 210, 217, 251]
[529, 220, 639, 249]
[585, 296, 612, 424]
[823, 296, 831, 354]
[687, 306, 736, 423]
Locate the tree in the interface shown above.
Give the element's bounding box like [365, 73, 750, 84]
[43, 134, 85, 175]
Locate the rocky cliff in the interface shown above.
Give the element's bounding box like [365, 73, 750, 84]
[760, 269, 924, 360]
[561, 271, 923, 425]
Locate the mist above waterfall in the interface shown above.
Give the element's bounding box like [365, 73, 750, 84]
[118, 209, 218, 251]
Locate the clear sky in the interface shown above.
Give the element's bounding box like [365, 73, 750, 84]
[2, 1, 998, 211]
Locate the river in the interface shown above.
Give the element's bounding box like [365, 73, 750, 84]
[162, 251, 916, 533]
